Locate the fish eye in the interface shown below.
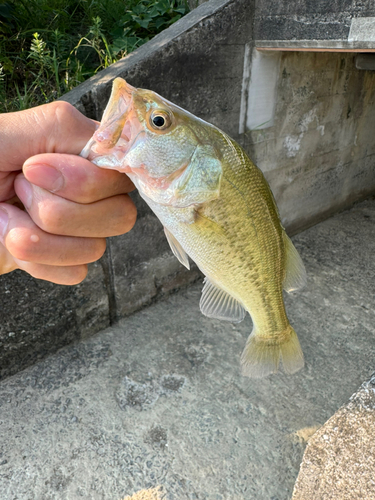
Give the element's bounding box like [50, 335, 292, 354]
[150, 110, 172, 130]
[153, 115, 165, 127]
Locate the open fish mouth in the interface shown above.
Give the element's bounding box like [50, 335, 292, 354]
[80, 78, 137, 162]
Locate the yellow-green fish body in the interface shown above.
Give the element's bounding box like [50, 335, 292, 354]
[81, 78, 306, 378]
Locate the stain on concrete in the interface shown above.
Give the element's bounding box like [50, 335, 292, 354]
[290, 426, 321, 444]
[121, 486, 165, 500]
[115, 374, 186, 411]
[144, 425, 168, 450]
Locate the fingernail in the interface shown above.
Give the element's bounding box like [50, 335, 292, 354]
[24, 164, 64, 193]
[16, 178, 33, 209]
[0, 208, 9, 238]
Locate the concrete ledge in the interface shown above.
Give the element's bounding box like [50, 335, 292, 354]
[256, 40, 375, 51]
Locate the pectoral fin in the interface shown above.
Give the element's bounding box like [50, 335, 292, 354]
[164, 227, 190, 269]
[282, 232, 307, 293]
[200, 278, 246, 323]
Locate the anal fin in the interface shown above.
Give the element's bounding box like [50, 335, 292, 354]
[164, 227, 190, 270]
[200, 278, 246, 323]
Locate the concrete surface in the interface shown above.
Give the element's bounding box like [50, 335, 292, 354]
[349, 16, 375, 42]
[292, 373, 375, 500]
[253, 0, 375, 41]
[3, 0, 375, 386]
[0, 197, 374, 500]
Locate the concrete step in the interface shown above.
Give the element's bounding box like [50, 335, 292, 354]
[0, 197, 374, 499]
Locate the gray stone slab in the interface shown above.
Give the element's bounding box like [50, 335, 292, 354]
[253, 1, 375, 39]
[292, 374, 375, 499]
[0, 197, 374, 500]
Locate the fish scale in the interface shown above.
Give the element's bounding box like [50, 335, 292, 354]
[81, 77, 307, 378]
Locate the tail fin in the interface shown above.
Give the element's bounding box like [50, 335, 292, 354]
[240, 325, 304, 378]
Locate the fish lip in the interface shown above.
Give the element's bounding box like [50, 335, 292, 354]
[80, 80, 137, 161]
[93, 78, 136, 150]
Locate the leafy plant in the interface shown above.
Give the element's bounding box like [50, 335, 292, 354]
[0, 0, 189, 113]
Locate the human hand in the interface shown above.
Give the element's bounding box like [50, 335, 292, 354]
[0, 101, 137, 284]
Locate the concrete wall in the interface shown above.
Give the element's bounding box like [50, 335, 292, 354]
[240, 50, 375, 234]
[2, 0, 375, 379]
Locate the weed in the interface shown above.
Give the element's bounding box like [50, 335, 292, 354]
[0, 0, 189, 113]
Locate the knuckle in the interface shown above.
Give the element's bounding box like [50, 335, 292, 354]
[6, 227, 36, 261]
[37, 201, 65, 234]
[52, 100, 76, 121]
[45, 101, 82, 153]
[79, 180, 99, 204]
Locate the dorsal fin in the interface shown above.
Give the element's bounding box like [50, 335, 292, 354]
[282, 231, 307, 293]
[164, 227, 190, 270]
[199, 278, 246, 323]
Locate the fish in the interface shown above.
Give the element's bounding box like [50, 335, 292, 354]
[80, 77, 307, 378]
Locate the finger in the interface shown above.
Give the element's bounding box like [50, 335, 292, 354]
[0, 101, 97, 173]
[15, 176, 137, 238]
[0, 203, 106, 266]
[0, 242, 18, 275]
[23, 153, 134, 204]
[14, 258, 88, 285]
[0, 171, 18, 202]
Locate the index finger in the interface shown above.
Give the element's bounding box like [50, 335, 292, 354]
[0, 101, 97, 172]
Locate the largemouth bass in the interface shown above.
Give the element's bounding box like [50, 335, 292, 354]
[81, 78, 307, 378]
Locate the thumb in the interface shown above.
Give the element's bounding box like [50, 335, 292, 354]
[0, 101, 97, 173]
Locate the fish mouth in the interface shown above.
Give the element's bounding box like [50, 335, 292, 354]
[80, 78, 136, 161]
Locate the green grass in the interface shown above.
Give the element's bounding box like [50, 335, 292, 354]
[0, 0, 189, 113]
